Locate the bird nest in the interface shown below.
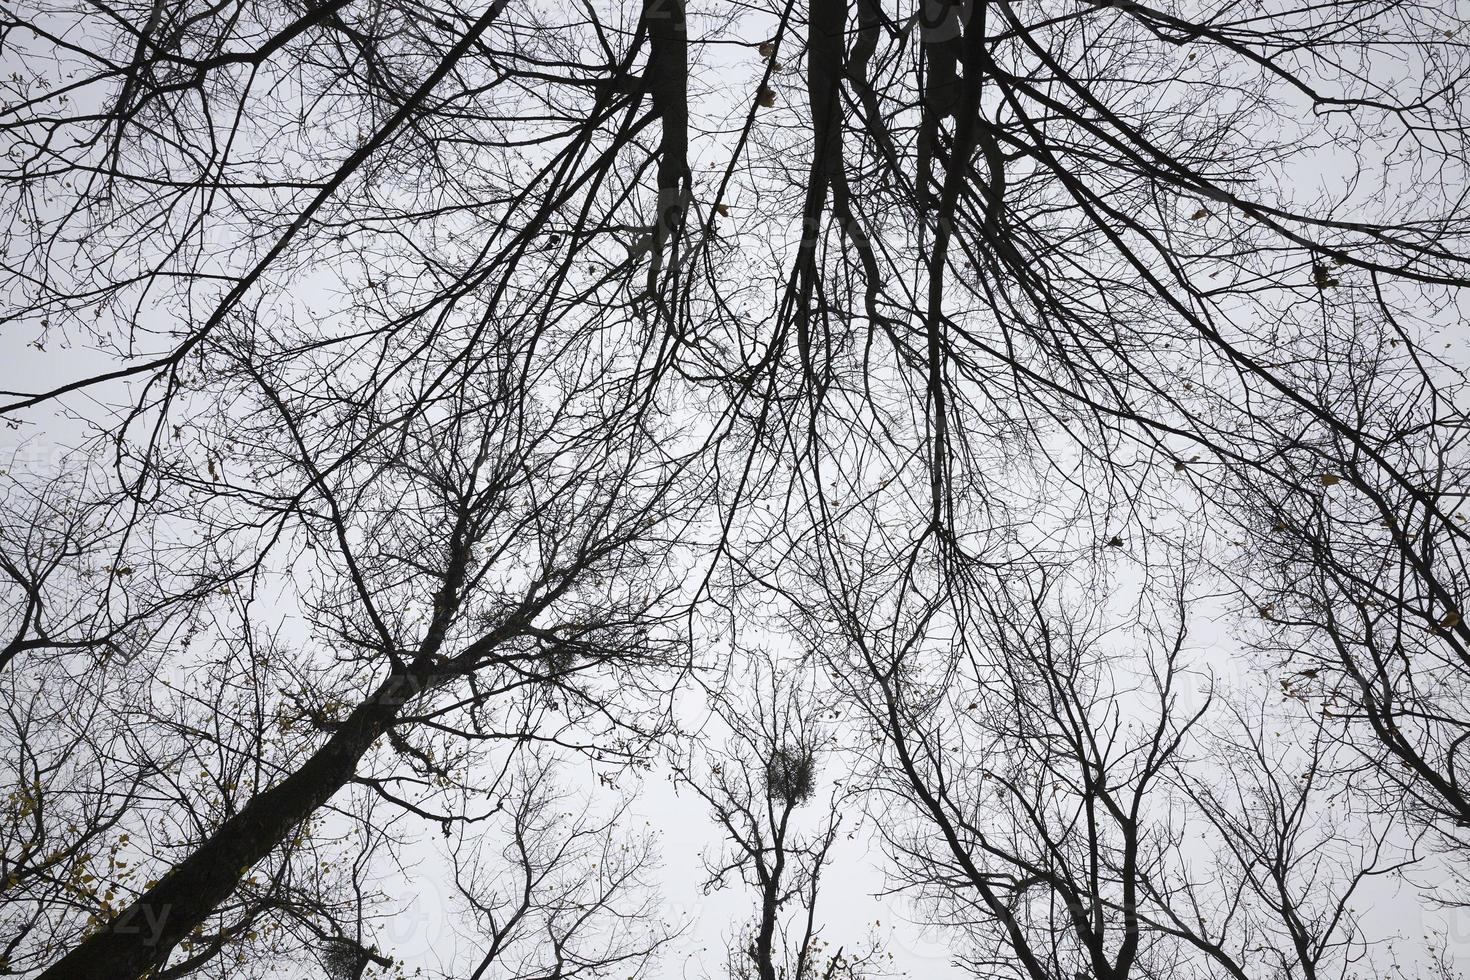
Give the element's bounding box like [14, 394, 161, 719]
[320, 939, 369, 980]
[764, 743, 816, 805]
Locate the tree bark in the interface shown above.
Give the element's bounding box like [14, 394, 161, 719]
[38, 669, 431, 980]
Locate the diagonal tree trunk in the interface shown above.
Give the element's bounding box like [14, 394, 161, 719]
[37, 669, 427, 980]
[40, 501, 537, 979]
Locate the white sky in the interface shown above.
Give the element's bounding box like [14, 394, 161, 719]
[4, 0, 1470, 976]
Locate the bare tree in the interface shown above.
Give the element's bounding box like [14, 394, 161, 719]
[810, 552, 1427, 980]
[2, 0, 1468, 976]
[5, 286, 698, 979]
[446, 751, 673, 980]
[678, 653, 887, 980]
[1222, 418, 1470, 868]
[1169, 695, 1421, 980]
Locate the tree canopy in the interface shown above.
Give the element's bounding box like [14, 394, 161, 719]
[1, 0, 1468, 975]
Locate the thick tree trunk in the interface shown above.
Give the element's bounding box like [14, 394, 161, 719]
[754, 873, 781, 980]
[38, 671, 427, 980]
[642, 0, 688, 285]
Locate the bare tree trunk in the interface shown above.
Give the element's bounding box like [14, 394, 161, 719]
[38, 670, 427, 980]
